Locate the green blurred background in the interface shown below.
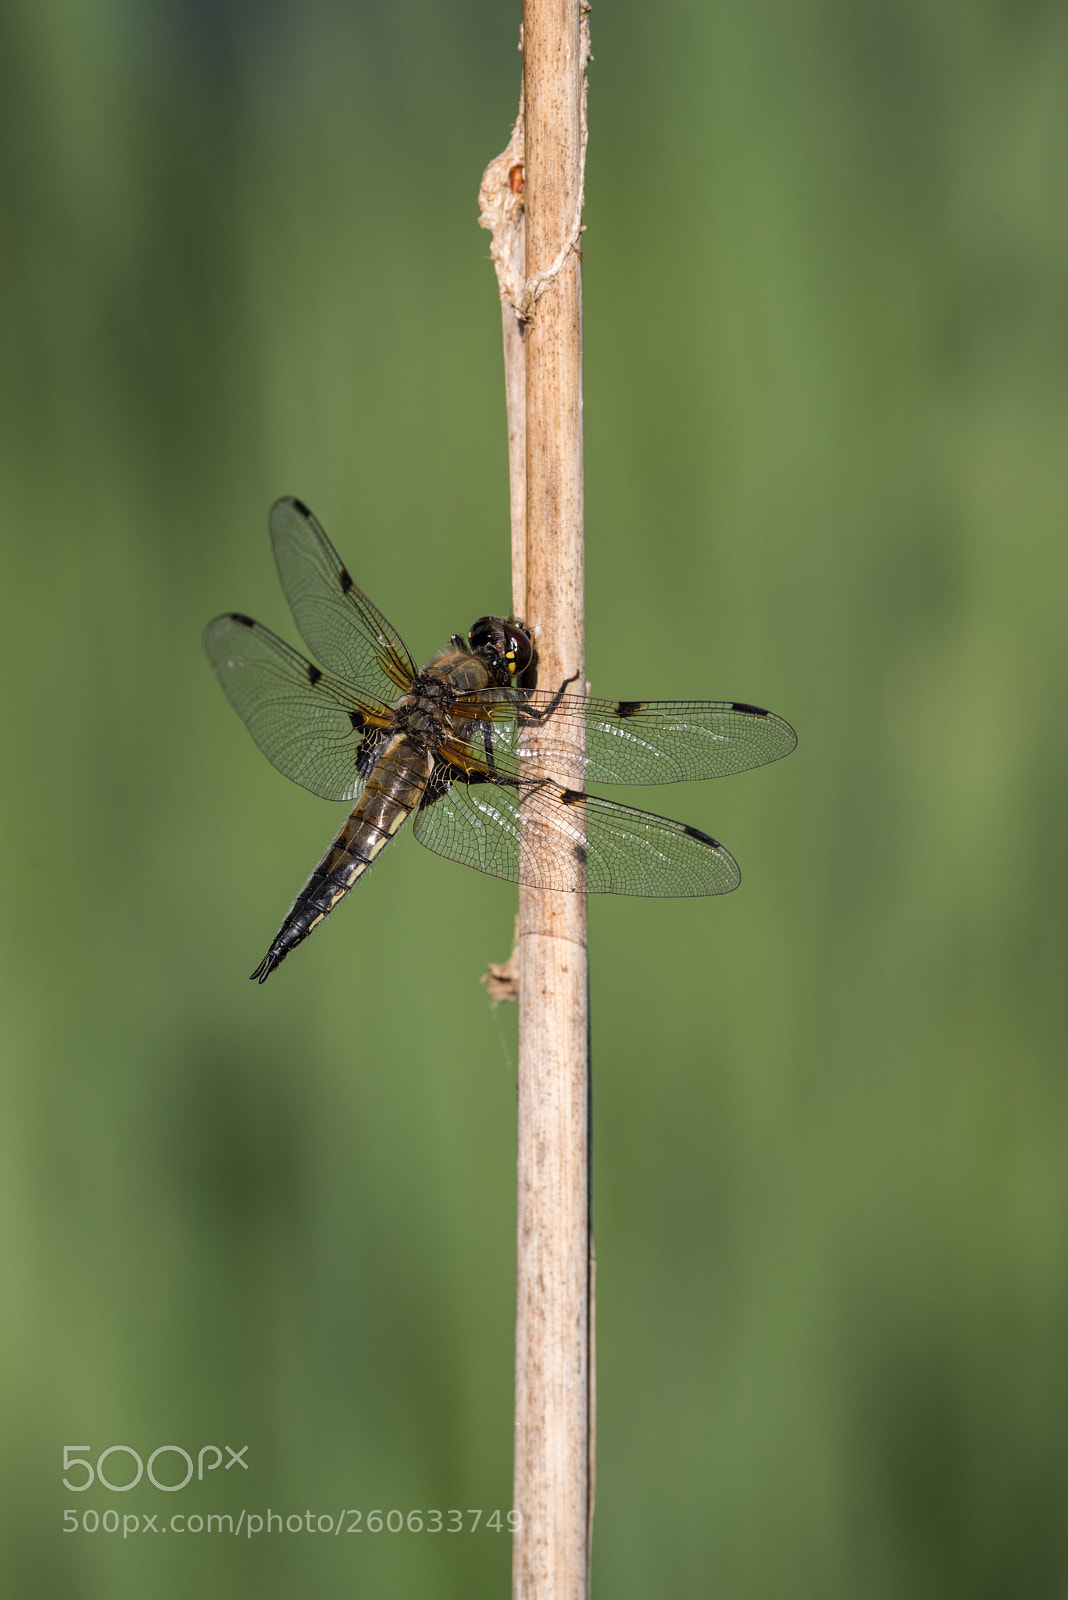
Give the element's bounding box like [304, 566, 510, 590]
[2, 0, 1065, 1594]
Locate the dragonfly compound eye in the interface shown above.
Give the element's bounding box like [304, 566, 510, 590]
[503, 622, 532, 675]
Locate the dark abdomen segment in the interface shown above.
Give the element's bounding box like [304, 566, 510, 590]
[250, 736, 431, 982]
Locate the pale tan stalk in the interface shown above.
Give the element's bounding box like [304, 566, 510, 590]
[479, 9, 592, 1592]
[477, 4, 594, 1596]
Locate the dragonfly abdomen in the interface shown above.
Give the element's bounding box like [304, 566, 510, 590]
[250, 736, 432, 982]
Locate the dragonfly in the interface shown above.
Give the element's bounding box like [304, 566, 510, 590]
[204, 498, 797, 982]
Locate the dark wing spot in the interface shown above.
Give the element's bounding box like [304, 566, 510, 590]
[421, 761, 515, 807]
[349, 709, 365, 730]
[418, 763, 459, 810]
[306, 663, 322, 685]
[684, 823, 722, 849]
[731, 701, 768, 716]
[228, 612, 255, 628]
[559, 788, 584, 806]
[573, 843, 588, 865]
[615, 700, 643, 718]
[338, 566, 354, 594]
[356, 725, 389, 779]
[291, 497, 312, 518]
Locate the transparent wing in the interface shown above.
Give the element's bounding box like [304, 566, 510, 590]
[203, 612, 393, 802]
[268, 496, 418, 701]
[413, 770, 740, 896]
[445, 690, 797, 787]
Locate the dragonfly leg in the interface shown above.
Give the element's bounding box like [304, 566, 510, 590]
[517, 670, 581, 726]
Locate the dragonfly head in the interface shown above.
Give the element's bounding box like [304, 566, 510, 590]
[468, 617, 533, 682]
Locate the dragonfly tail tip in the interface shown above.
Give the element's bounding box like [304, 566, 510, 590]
[249, 950, 280, 983]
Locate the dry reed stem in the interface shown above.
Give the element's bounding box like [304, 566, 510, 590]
[479, 10, 593, 1594]
[484, 5, 594, 1597]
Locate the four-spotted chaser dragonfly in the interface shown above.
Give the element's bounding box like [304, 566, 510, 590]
[204, 498, 796, 982]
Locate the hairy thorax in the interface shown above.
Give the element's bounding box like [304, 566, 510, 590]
[391, 655, 492, 748]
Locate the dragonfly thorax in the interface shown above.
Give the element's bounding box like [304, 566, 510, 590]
[392, 673, 459, 744]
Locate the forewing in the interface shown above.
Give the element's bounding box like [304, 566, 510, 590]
[203, 612, 392, 801]
[413, 770, 740, 896]
[447, 691, 796, 786]
[268, 496, 418, 700]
